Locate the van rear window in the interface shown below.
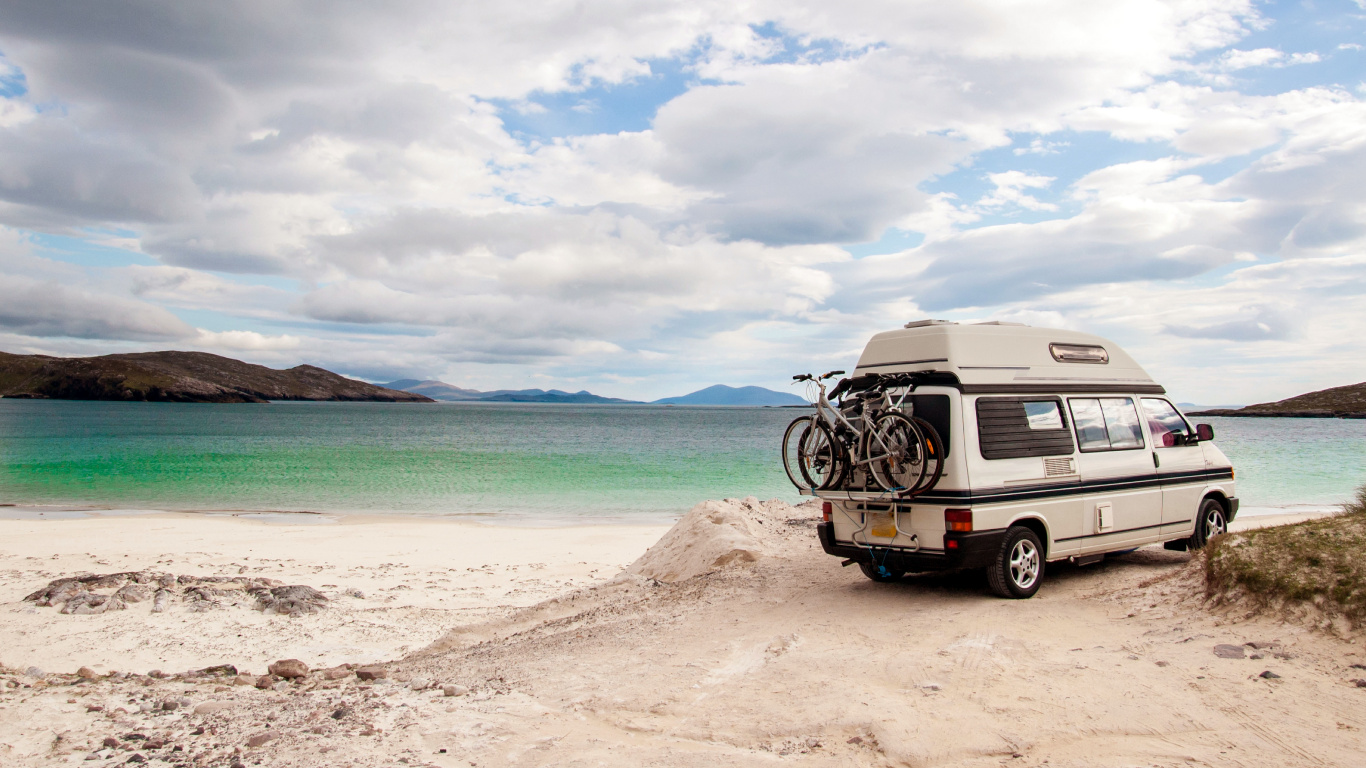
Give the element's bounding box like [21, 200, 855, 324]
[976, 397, 1076, 460]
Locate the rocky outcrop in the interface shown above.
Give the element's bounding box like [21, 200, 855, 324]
[1189, 381, 1366, 419]
[0, 350, 432, 403]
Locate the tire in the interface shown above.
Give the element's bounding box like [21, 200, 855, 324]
[906, 416, 945, 497]
[781, 416, 816, 490]
[865, 412, 928, 493]
[986, 526, 1045, 599]
[1187, 498, 1228, 550]
[797, 421, 846, 490]
[858, 561, 905, 582]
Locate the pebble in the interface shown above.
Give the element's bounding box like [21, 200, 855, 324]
[343, 588, 364, 599]
[232, 674, 255, 686]
[193, 701, 234, 715]
[254, 676, 273, 690]
[1213, 644, 1246, 659]
[322, 666, 351, 680]
[246, 731, 278, 748]
[442, 684, 468, 697]
[355, 667, 386, 681]
[268, 659, 309, 679]
[25, 666, 44, 678]
[1259, 670, 1281, 679]
[409, 677, 430, 691]
[103, 737, 120, 748]
[77, 666, 98, 679]
[272, 681, 292, 692]
[127, 754, 146, 763]
[161, 700, 180, 711]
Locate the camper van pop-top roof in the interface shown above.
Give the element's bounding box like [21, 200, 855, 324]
[853, 321, 1163, 394]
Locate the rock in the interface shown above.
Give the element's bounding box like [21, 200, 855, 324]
[176, 696, 192, 708]
[343, 588, 364, 599]
[161, 700, 179, 711]
[197, 664, 238, 677]
[409, 677, 430, 691]
[272, 681, 291, 692]
[257, 585, 328, 616]
[230, 761, 246, 768]
[114, 584, 151, 603]
[1259, 670, 1281, 679]
[1154, 661, 1170, 667]
[138, 703, 154, 713]
[193, 701, 234, 715]
[25, 666, 45, 678]
[127, 754, 146, 763]
[254, 676, 273, 690]
[85, 753, 100, 761]
[330, 706, 352, 720]
[147, 670, 165, 679]
[322, 666, 350, 680]
[355, 666, 386, 681]
[246, 731, 278, 748]
[1249, 652, 1265, 660]
[232, 674, 255, 686]
[1213, 644, 1246, 659]
[268, 659, 309, 679]
[151, 589, 171, 613]
[393, 672, 412, 683]
[77, 666, 98, 679]
[1352, 678, 1366, 688]
[103, 737, 120, 748]
[1245, 640, 1279, 649]
[442, 684, 468, 697]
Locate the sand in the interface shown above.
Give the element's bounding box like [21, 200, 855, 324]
[2, 501, 1363, 767]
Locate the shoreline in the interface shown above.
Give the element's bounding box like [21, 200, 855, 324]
[0, 511, 671, 676]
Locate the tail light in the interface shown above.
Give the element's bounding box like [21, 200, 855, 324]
[821, 502, 832, 522]
[944, 508, 973, 532]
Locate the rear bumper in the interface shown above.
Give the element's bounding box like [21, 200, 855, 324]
[816, 522, 1005, 572]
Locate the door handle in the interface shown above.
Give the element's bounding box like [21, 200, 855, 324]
[1152, 451, 1160, 468]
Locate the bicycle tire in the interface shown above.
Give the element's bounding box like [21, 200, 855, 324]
[798, 420, 847, 490]
[865, 411, 928, 494]
[781, 416, 816, 490]
[905, 415, 945, 497]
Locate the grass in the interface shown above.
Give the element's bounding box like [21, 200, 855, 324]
[1205, 484, 1366, 627]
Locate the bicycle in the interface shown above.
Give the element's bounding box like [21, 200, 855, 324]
[780, 371, 944, 496]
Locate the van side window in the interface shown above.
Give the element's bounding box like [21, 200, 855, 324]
[1142, 398, 1191, 447]
[1068, 397, 1145, 452]
[976, 397, 1075, 459]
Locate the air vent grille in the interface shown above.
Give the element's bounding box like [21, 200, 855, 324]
[1044, 457, 1076, 476]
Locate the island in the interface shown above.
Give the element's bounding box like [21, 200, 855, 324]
[0, 351, 433, 403]
[1188, 381, 1366, 419]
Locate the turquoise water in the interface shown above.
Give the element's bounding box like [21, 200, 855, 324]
[0, 401, 1361, 521]
[0, 400, 804, 521]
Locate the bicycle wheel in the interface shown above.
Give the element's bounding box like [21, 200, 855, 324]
[865, 412, 928, 494]
[906, 415, 945, 497]
[798, 421, 847, 490]
[781, 416, 816, 490]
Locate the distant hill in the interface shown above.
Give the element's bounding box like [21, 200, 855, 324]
[652, 385, 808, 406]
[383, 380, 638, 404]
[0, 351, 432, 404]
[381, 379, 485, 401]
[1188, 382, 1366, 419]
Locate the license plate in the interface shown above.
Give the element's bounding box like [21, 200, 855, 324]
[869, 512, 897, 539]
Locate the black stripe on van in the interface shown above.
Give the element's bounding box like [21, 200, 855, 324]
[907, 468, 1233, 505]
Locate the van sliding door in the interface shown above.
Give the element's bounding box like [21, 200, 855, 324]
[1067, 397, 1162, 551]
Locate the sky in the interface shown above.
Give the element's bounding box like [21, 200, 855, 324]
[0, 1, 1363, 405]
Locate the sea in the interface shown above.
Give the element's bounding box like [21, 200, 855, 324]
[0, 400, 1362, 524]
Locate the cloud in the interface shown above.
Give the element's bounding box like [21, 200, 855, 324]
[1164, 306, 1296, 341]
[0, 274, 195, 340]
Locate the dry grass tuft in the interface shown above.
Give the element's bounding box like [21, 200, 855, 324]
[1204, 484, 1366, 630]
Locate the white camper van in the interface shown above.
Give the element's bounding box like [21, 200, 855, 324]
[798, 321, 1236, 598]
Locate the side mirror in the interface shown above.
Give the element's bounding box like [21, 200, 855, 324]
[1161, 432, 1177, 447]
[1196, 423, 1214, 442]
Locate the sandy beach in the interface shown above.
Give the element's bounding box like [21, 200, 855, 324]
[2, 502, 1362, 767]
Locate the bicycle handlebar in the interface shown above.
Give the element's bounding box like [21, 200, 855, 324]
[821, 370, 845, 380]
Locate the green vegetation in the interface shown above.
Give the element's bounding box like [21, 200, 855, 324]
[1205, 484, 1366, 624]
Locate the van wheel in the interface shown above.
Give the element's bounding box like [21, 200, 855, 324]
[987, 526, 1044, 599]
[1187, 498, 1228, 550]
[858, 561, 904, 582]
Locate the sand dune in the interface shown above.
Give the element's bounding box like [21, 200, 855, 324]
[1, 501, 1363, 767]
